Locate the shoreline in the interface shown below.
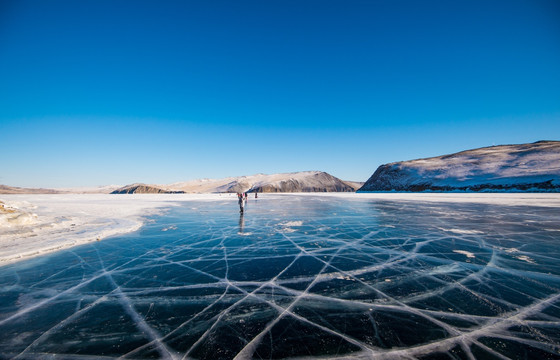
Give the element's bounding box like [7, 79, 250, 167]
[0, 194, 228, 267]
[1, 193, 560, 267]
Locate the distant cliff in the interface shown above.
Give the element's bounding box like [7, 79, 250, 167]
[359, 141, 560, 192]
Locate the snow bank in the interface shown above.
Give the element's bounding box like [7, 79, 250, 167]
[0, 194, 228, 266]
[293, 192, 560, 207]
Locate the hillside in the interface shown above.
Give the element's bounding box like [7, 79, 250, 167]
[111, 184, 185, 194]
[2, 171, 361, 194]
[163, 171, 357, 193]
[359, 141, 560, 192]
[56, 185, 122, 194]
[109, 171, 358, 194]
[0, 185, 63, 194]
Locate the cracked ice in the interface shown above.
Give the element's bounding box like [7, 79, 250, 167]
[1, 194, 559, 359]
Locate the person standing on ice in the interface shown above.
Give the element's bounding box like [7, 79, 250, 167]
[238, 193, 245, 213]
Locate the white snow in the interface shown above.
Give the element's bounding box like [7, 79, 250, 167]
[162, 171, 344, 192]
[277, 220, 304, 233]
[452, 250, 476, 258]
[404, 142, 560, 185]
[516, 255, 536, 264]
[281, 221, 304, 227]
[439, 228, 484, 235]
[289, 192, 560, 207]
[1, 193, 559, 267]
[54, 185, 122, 194]
[0, 194, 228, 266]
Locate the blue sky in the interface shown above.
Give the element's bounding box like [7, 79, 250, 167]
[1, 0, 559, 188]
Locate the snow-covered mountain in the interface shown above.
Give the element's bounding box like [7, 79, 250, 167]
[359, 141, 560, 192]
[162, 171, 357, 193]
[112, 171, 358, 194]
[111, 184, 185, 194]
[1, 172, 360, 194]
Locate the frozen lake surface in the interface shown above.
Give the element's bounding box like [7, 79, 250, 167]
[1, 195, 559, 359]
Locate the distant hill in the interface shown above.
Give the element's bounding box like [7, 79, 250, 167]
[55, 185, 122, 194]
[0, 185, 63, 194]
[157, 171, 357, 193]
[109, 171, 359, 194]
[342, 180, 365, 190]
[111, 184, 185, 194]
[359, 141, 560, 192]
[0, 184, 120, 194]
[2, 171, 361, 194]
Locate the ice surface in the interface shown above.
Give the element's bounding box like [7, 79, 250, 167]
[1, 194, 560, 359]
[0, 194, 226, 266]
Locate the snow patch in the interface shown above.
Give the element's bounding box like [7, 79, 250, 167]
[0, 194, 224, 266]
[277, 220, 303, 233]
[453, 250, 476, 258]
[281, 221, 303, 227]
[439, 228, 484, 235]
[516, 255, 536, 264]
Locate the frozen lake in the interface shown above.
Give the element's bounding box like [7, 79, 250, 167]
[1, 195, 559, 359]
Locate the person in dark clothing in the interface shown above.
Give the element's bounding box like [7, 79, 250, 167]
[237, 193, 245, 213]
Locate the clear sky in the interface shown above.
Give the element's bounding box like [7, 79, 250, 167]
[1, 0, 559, 188]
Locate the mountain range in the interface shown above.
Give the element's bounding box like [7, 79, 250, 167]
[2, 141, 559, 194]
[0, 172, 362, 194]
[0, 185, 62, 194]
[112, 171, 361, 194]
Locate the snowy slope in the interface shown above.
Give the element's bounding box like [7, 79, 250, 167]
[3, 172, 360, 194]
[162, 171, 357, 193]
[111, 184, 185, 194]
[0, 194, 216, 265]
[359, 141, 560, 192]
